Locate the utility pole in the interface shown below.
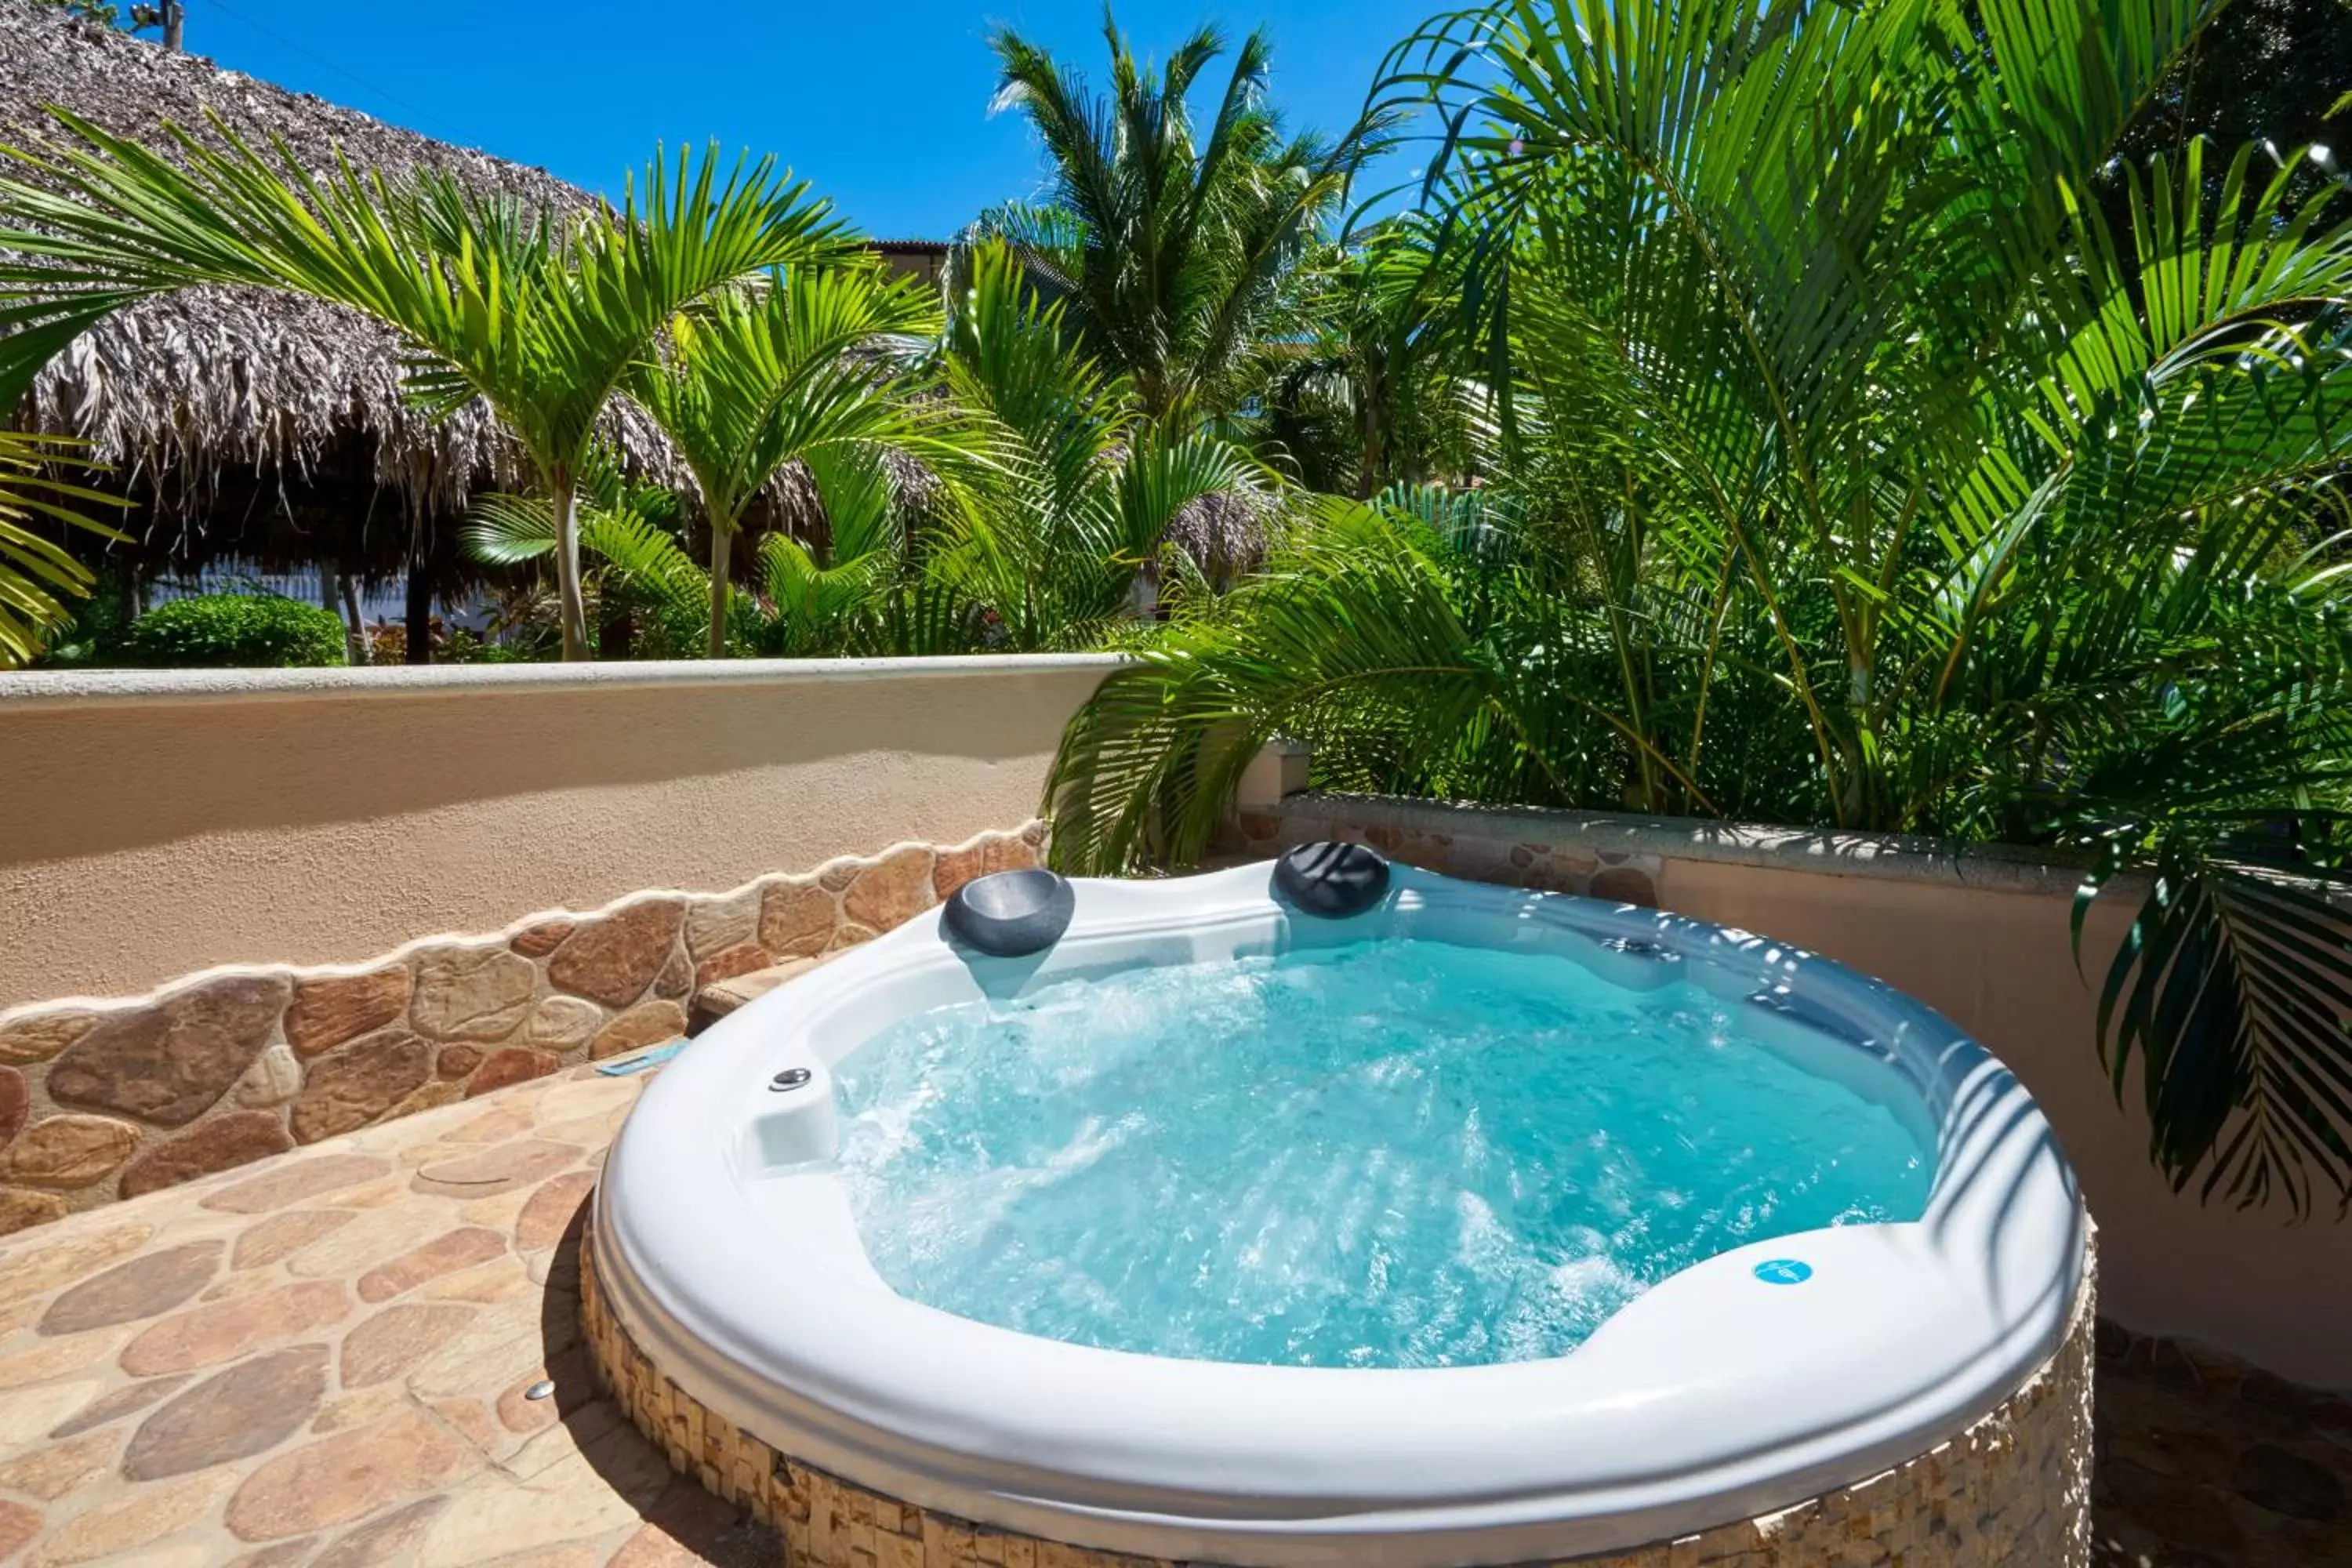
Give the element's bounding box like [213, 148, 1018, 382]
[129, 0, 183, 49]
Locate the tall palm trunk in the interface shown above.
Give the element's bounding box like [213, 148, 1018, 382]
[706, 522, 732, 659]
[339, 573, 366, 665]
[550, 472, 590, 661]
[317, 554, 358, 666]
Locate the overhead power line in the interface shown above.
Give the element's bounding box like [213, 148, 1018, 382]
[187, 0, 478, 144]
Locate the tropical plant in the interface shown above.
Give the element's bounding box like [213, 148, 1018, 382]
[120, 589, 349, 667]
[42, 0, 183, 40]
[938, 240, 1273, 647]
[470, 454, 931, 654]
[756, 445, 953, 656]
[1048, 0, 2352, 1212]
[0, 430, 128, 669]
[34, 1, 132, 27]
[974, 14, 1396, 423]
[467, 245, 1275, 659]
[0, 112, 852, 659]
[622, 261, 978, 656]
[1261, 221, 1468, 496]
[464, 440, 927, 656]
[464, 448, 708, 645]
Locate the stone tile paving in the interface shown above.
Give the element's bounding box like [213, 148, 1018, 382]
[0, 1062, 777, 1567]
[2091, 1326, 2352, 1568]
[0, 1054, 2341, 1568]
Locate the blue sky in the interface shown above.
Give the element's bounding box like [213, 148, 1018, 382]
[170, 0, 1437, 238]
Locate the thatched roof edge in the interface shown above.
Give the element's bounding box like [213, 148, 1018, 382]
[0, 0, 679, 517]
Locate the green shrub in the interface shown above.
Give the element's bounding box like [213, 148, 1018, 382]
[441, 627, 543, 664]
[33, 568, 137, 667]
[122, 592, 350, 669]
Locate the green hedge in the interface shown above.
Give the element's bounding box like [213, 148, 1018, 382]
[122, 592, 350, 669]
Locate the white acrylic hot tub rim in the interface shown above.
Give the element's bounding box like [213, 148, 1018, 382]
[595, 860, 2085, 1568]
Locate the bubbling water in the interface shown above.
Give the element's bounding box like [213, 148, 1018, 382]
[833, 938, 1930, 1368]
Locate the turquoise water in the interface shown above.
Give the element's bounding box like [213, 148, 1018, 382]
[833, 938, 1932, 1368]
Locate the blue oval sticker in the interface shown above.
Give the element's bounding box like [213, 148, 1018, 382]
[1754, 1259, 1813, 1286]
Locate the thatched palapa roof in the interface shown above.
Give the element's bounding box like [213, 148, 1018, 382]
[0, 0, 676, 523]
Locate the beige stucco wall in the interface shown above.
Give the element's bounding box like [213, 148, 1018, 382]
[1235, 796, 2352, 1392]
[0, 656, 1118, 1009]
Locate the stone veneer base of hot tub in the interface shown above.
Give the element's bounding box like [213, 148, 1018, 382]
[581, 1222, 2096, 1568]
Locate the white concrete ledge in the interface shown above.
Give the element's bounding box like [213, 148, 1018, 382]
[0, 653, 1132, 710]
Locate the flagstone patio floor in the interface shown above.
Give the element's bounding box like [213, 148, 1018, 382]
[0, 1056, 2343, 1568]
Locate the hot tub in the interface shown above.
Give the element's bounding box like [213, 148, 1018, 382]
[585, 855, 2091, 1567]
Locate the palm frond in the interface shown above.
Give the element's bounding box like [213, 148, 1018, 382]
[0, 431, 129, 668]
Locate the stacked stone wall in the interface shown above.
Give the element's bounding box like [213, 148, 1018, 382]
[1229, 804, 1668, 906]
[0, 822, 1045, 1232]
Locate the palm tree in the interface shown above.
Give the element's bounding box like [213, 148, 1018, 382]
[622, 262, 980, 657]
[1048, 0, 2352, 1212]
[0, 431, 127, 668]
[938, 241, 1272, 648]
[975, 13, 1396, 423]
[0, 112, 851, 659]
[466, 445, 957, 659]
[1262, 220, 1468, 497]
[472, 244, 1275, 659]
[461, 447, 710, 656]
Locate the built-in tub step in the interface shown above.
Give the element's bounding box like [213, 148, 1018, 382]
[689, 954, 839, 1033]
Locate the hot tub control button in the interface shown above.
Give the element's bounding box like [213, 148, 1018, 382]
[769, 1068, 813, 1093]
[1753, 1258, 1813, 1285]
